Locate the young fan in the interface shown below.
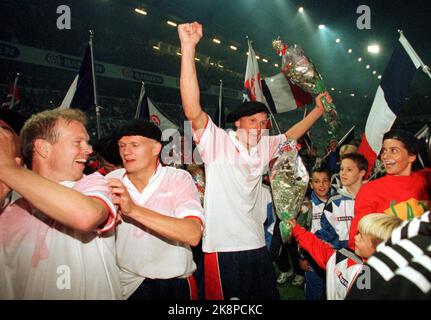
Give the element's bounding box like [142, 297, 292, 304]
[288, 213, 402, 300]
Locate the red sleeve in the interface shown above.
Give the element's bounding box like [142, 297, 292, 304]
[348, 184, 376, 249]
[292, 224, 334, 270]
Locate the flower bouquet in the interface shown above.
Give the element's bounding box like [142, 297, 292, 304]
[269, 140, 309, 243]
[273, 38, 340, 137]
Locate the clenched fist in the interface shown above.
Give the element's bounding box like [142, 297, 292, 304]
[178, 22, 203, 47]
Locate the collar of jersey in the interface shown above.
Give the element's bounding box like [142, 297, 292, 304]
[122, 163, 163, 202]
[228, 130, 258, 160]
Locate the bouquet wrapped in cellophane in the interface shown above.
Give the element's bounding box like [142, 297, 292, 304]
[273, 38, 340, 137]
[269, 140, 309, 243]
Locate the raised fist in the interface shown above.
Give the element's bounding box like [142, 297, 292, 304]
[178, 22, 203, 47]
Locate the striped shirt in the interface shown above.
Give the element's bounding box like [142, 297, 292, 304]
[346, 211, 431, 300]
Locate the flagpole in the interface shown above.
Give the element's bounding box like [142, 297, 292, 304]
[218, 80, 223, 126]
[135, 81, 145, 119]
[398, 30, 431, 79]
[302, 108, 312, 150]
[320, 125, 355, 162]
[10, 72, 20, 109]
[89, 30, 101, 139]
[414, 124, 429, 169]
[336, 125, 355, 148]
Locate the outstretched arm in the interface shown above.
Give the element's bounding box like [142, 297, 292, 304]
[178, 22, 207, 131]
[285, 92, 330, 140]
[288, 219, 334, 270]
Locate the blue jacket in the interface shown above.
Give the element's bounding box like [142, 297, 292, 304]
[315, 188, 355, 249]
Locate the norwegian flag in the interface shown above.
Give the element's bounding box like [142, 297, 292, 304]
[243, 39, 266, 104]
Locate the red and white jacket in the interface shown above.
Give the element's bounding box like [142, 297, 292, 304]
[293, 224, 365, 300]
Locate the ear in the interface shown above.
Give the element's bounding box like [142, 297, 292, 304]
[33, 139, 50, 159]
[408, 153, 417, 164]
[14, 156, 22, 166]
[234, 119, 240, 129]
[359, 169, 367, 179]
[153, 142, 162, 157]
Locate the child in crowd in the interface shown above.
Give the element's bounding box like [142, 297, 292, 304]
[316, 153, 368, 249]
[300, 168, 331, 299]
[288, 213, 402, 300]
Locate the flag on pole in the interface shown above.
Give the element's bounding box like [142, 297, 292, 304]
[135, 82, 178, 131]
[213, 80, 225, 128]
[60, 44, 95, 110]
[262, 72, 313, 114]
[336, 126, 356, 153]
[358, 32, 421, 176]
[243, 40, 266, 104]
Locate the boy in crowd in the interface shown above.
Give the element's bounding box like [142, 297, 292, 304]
[347, 211, 431, 300]
[316, 153, 368, 249]
[300, 168, 332, 300]
[288, 213, 402, 300]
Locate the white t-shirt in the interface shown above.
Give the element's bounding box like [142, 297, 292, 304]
[0, 173, 121, 300]
[195, 116, 285, 253]
[106, 165, 204, 298]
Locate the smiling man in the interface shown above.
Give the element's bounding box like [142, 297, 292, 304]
[106, 119, 204, 300]
[178, 21, 329, 300]
[0, 108, 120, 299]
[348, 129, 431, 249]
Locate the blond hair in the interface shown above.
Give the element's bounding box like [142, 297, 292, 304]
[358, 213, 403, 247]
[339, 144, 358, 158]
[20, 108, 87, 168]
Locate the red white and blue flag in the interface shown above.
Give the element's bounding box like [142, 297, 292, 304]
[244, 40, 312, 115]
[262, 72, 312, 114]
[358, 33, 421, 176]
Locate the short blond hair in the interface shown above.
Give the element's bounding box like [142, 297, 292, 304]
[358, 213, 403, 247]
[339, 144, 358, 158]
[21, 108, 87, 168]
